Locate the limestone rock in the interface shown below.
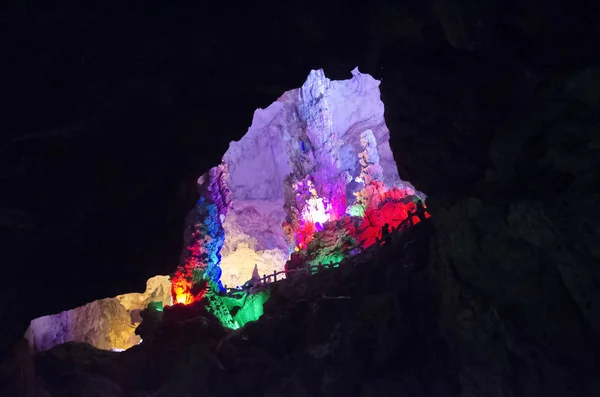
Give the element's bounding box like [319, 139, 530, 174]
[26, 276, 171, 352]
[197, 68, 417, 289]
[116, 275, 172, 312]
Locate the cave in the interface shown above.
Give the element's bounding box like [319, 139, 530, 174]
[2, 1, 600, 396]
[216, 68, 410, 289]
[171, 68, 425, 307]
[26, 68, 425, 350]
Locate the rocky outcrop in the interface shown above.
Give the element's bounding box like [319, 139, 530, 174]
[188, 68, 417, 291]
[25, 276, 171, 352]
[2, 1, 600, 396]
[21, 221, 453, 397]
[379, 9, 600, 395]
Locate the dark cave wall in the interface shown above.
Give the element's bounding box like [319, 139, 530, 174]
[378, 3, 600, 395]
[2, 1, 600, 394]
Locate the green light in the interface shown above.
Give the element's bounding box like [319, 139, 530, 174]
[308, 252, 345, 271]
[347, 203, 365, 217]
[148, 301, 164, 312]
[233, 289, 270, 328]
[206, 292, 237, 329]
[206, 288, 270, 330]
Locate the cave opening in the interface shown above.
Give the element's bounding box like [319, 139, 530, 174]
[26, 67, 427, 352]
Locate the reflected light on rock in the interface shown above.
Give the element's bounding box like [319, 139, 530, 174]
[26, 276, 171, 352]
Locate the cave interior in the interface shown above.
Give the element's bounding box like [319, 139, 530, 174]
[2, 0, 600, 396]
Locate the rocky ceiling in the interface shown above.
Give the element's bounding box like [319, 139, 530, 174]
[2, 0, 600, 391]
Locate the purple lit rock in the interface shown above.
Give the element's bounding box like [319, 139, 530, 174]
[204, 68, 416, 287]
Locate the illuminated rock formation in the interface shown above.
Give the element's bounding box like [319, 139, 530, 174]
[25, 69, 424, 350]
[171, 165, 231, 304]
[180, 68, 422, 298]
[26, 276, 171, 352]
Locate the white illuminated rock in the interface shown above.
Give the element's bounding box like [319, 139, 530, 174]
[210, 67, 414, 287]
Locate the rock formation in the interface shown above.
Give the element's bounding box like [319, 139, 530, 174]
[170, 166, 231, 305]
[25, 276, 171, 352]
[23, 221, 449, 397]
[378, 19, 600, 395]
[2, 1, 600, 396]
[176, 68, 420, 301]
[24, 68, 422, 349]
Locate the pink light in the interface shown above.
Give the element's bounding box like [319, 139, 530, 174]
[301, 196, 331, 226]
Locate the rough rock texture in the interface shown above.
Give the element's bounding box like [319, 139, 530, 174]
[376, 10, 600, 394]
[34, 343, 124, 397]
[207, 68, 411, 288]
[116, 276, 172, 313]
[16, 222, 452, 397]
[220, 200, 290, 288]
[2, 1, 600, 396]
[18, 219, 595, 397]
[25, 276, 171, 352]
[171, 171, 230, 304]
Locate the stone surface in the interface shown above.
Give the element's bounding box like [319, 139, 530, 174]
[25, 276, 171, 352]
[2, 1, 600, 396]
[21, 222, 455, 397]
[198, 68, 415, 289]
[116, 275, 172, 313]
[220, 200, 290, 288]
[378, 11, 600, 395]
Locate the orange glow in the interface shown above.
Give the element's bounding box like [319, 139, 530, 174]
[175, 292, 194, 305]
[170, 277, 199, 306]
[170, 271, 209, 306]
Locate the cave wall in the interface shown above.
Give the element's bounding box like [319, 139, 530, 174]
[2, 0, 600, 395]
[378, 8, 600, 395]
[24, 68, 418, 347]
[207, 68, 414, 288]
[25, 276, 171, 352]
[0, 0, 375, 354]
